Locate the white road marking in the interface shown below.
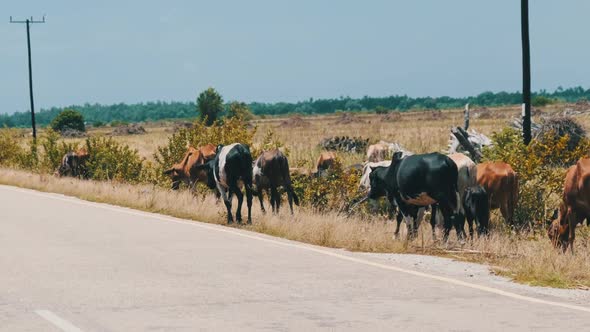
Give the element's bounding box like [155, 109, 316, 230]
[35, 310, 83, 332]
[5, 185, 590, 314]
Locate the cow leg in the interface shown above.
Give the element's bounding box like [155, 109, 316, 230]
[500, 200, 512, 227]
[258, 189, 266, 214]
[271, 185, 280, 214]
[438, 200, 456, 242]
[233, 185, 244, 224]
[465, 206, 475, 240]
[394, 212, 403, 239]
[405, 207, 419, 240]
[218, 186, 233, 224]
[286, 185, 295, 215]
[415, 208, 425, 232]
[245, 183, 253, 224]
[566, 210, 581, 255]
[430, 205, 437, 240]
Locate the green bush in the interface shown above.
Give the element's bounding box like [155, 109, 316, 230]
[374, 106, 389, 114]
[85, 137, 144, 182]
[532, 96, 555, 107]
[51, 109, 85, 132]
[197, 87, 224, 126]
[39, 129, 79, 173]
[482, 127, 589, 229]
[0, 129, 25, 167]
[291, 158, 364, 212]
[227, 101, 254, 121]
[153, 117, 257, 185]
[110, 120, 129, 127]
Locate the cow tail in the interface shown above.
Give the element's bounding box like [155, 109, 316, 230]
[281, 154, 300, 206]
[446, 157, 461, 214]
[240, 145, 254, 188]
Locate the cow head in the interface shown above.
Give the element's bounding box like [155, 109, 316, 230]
[391, 151, 404, 164]
[194, 160, 217, 189]
[367, 166, 387, 200]
[163, 166, 184, 190]
[547, 206, 568, 248]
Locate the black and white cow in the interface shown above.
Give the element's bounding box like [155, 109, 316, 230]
[197, 143, 254, 224]
[368, 152, 463, 240]
[360, 162, 426, 238]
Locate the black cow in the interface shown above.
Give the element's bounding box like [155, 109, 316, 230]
[463, 185, 490, 237]
[367, 166, 431, 238]
[196, 143, 254, 224]
[368, 152, 463, 240]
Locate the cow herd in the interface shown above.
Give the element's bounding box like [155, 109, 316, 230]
[55, 138, 589, 253]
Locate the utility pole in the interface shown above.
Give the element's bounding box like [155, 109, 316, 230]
[521, 0, 531, 145]
[10, 15, 45, 140]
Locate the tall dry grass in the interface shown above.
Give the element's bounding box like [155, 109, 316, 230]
[1, 167, 588, 289]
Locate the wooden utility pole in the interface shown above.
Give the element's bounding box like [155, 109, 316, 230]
[521, 0, 531, 145]
[10, 16, 46, 140]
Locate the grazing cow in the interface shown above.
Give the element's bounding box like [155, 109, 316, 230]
[447, 153, 482, 236]
[253, 149, 300, 214]
[548, 159, 590, 253]
[56, 148, 89, 178]
[196, 143, 254, 224]
[163, 144, 216, 190]
[360, 161, 391, 191]
[366, 142, 390, 162]
[366, 141, 412, 163]
[463, 186, 490, 237]
[369, 152, 462, 240]
[315, 151, 337, 176]
[476, 162, 518, 226]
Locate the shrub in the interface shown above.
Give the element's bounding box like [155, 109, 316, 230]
[153, 117, 257, 185]
[15, 140, 39, 171]
[0, 129, 24, 167]
[51, 109, 85, 132]
[535, 117, 587, 155]
[85, 137, 144, 182]
[110, 120, 129, 127]
[93, 121, 106, 127]
[482, 127, 589, 229]
[39, 129, 79, 173]
[291, 158, 364, 212]
[374, 106, 389, 114]
[197, 87, 224, 126]
[227, 101, 254, 121]
[532, 95, 555, 107]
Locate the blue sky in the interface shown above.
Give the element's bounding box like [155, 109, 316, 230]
[2, 0, 589, 114]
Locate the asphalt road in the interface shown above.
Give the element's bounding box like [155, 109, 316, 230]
[1, 185, 589, 331]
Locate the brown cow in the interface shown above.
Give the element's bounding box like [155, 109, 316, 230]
[366, 142, 390, 162]
[253, 149, 300, 214]
[476, 161, 518, 226]
[163, 143, 216, 190]
[315, 151, 337, 176]
[56, 147, 89, 178]
[548, 159, 590, 253]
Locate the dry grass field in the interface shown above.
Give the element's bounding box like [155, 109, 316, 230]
[2, 104, 590, 289]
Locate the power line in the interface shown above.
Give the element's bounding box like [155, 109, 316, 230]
[9, 15, 46, 140]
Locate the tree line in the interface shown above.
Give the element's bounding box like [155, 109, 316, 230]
[2, 86, 589, 128]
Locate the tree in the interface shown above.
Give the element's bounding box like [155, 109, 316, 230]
[197, 87, 223, 126]
[227, 101, 254, 120]
[50, 109, 85, 132]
